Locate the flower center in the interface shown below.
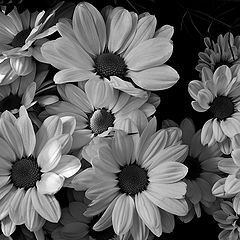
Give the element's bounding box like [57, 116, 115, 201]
[214, 59, 234, 71]
[209, 96, 234, 120]
[184, 156, 202, 180]
[0, 94, 22, 113]
[88, 215, 115, 240]
[94, 52, 127, 79]
[11, 28, 31, 48]
[89, 109, 115, 135]
[117, 163, 149, 196]
[11, 156, 42, 190]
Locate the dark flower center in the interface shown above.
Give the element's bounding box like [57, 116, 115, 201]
[11, 28, 31, 48]
[117, 163, 149, 196]
[11, 156, 42, 190]
[94, 52, 127, 79]
[213, 59, 234, 72]
[184, 156, 202, 180]
[0, 94, 22, 113]
[89, 108, 115, 135]
[209, 96, 234, 120]
[88, 215, 115, 240]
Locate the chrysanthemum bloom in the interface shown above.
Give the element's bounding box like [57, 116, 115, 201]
[0, 106, 81, 237]
[212, 133, 240, 214]
[41, 2, 179, 98]
[42, 79, 160, 150]
[71, 118, 189, 239]
[0, 5, 58, 84]
[0, 62, 58, 117]
[196, 32, 240, 74]
[188, 64, 240, 154]
[162, 118, 223, 222]
[213, 200, 240, 240]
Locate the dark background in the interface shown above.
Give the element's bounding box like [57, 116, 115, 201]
[5, 0, 240, 239]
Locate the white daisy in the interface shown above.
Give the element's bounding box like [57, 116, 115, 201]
[42, 79, 159, 150]
[163, 118, 223, 222]
[0, 62, 58, 116]
[188, 64, 240, 154]
[72, 118, 189, 239]
[0, 106, 81, 237]
[0, 5, 58, 84]
[213, 200, 240, 240]
[41, 2, 179, 98]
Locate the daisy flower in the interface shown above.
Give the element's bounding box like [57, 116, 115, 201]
[162, 118, 223, 222]
[213, 200, 240, 240]
[188, 64, 240, 154]
[212, 133, 240, 215]
[196, 32, 240, 74]
[42, 79, 159, 150]
[0, 4, 58, 84]
[71, 118, 189, 239]
[0, 62, 58, 116]
[0, 106, 81, 237]
[41, 2, 179, 98]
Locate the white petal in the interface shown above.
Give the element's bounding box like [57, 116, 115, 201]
[65, 84, 93, 112]
[31, 188, 61, 222]
[72, 2, 106, 55]
[51, 155, 81, 178]
[109, 76, 148, 98]
[124, 14, 156, 56]
[135, 193, 162, 237]
[36, 172, 64, 195]
[125, 38, 173, 71]
[112, 194, 134, 235]
[1, 216, 16, 237]
[16, 111, 36, 157]
[35, 116, 62, 155]
[112, 130, 133, 166]
[85, 77, 116, 109]
[128, 65, 179, 91]
[22, 188, 45, 231]
[9, 188, 25, 225]
[0, 119, 23, 159]
[54, 68, 96, 84]
[37, 139, 62, 172]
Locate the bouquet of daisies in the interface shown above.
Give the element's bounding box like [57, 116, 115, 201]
[0, 0, 239, 240]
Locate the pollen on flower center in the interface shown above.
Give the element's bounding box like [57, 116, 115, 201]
[117, 163, 149, 196]
[184, 156, 202, 180]
[11, 28, 31, 48]
[209, 96, 234, 120]
[89, 108, 115, 135]
[0, 94, 22, 113]
[94, 52, 127, 79]
[11, 156, 42, 190]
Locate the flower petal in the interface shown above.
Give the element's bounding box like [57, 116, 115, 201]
[37, 139, 62, 172]
[51, 155, 81, 178]
[112, 194, 134, 235]
[128, 65, 179, 91]
[36, 172, 64, 195]
[125, 38, 173, 71]
[16, 109, 36, 157]
[72, 2, 106, 55]
[135, 192, 161, 237]
[31, 188, 61, 222]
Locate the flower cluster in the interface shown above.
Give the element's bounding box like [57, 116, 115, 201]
[0, 1, 240, 240]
